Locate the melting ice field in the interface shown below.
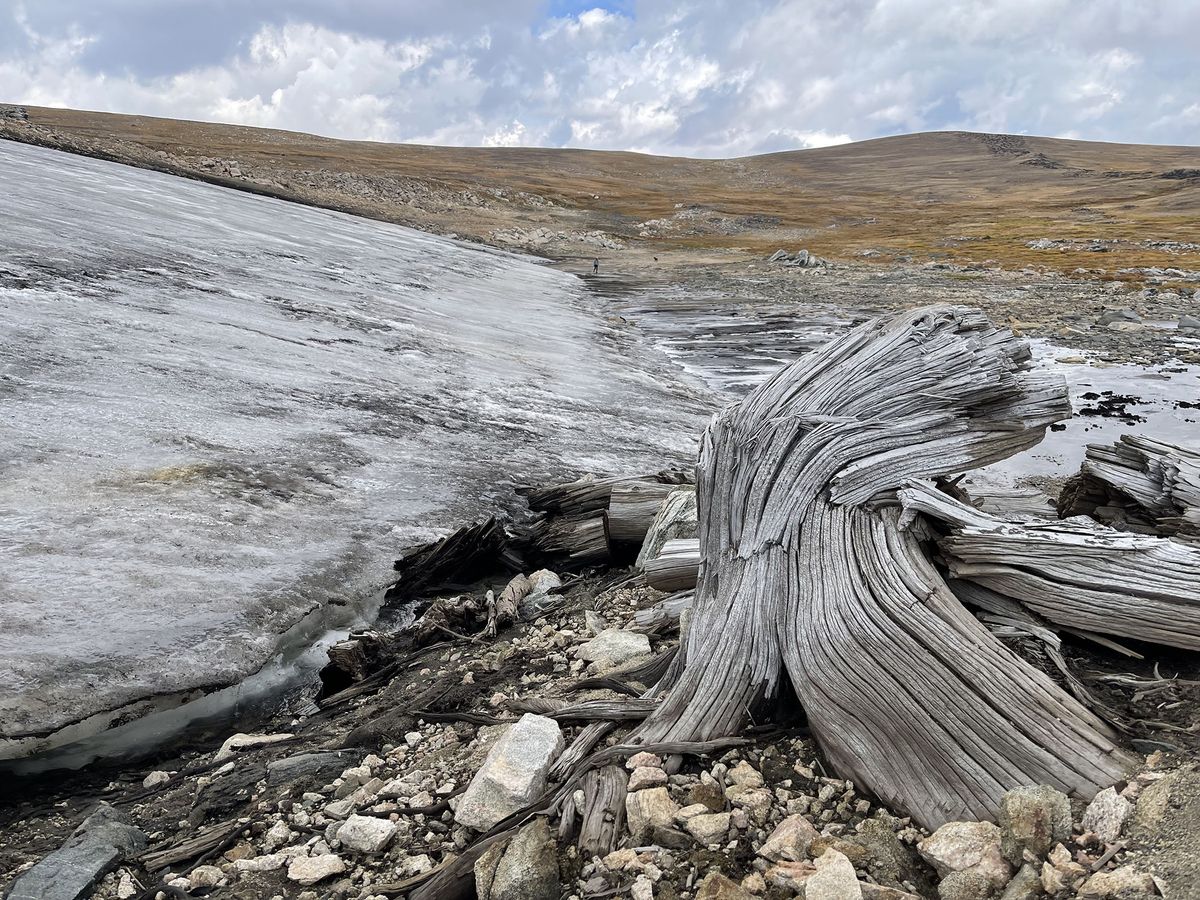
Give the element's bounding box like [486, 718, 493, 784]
[0, 141, 708, 759]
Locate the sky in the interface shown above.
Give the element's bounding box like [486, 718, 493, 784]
[2, 0, 1198, 157]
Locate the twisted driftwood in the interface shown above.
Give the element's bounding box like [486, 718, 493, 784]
[629, 306, 1136, 828]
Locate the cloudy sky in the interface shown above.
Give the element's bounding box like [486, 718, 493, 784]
[3, 1, 1197, 157]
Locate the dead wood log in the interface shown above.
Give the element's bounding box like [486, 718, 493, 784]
[643, 538, 700, 592]
[385, 517, 518, 603]
[607, 481, 677, 543]
[576, 765, 628, 857]
[484, 573, 531, 637]
[626, 306, 1135, 829]
[526, 511, 611, 565]
[508, 697, 660, 722]
[900, 479, 1200, 651]
[1058, 435, 1200, 539]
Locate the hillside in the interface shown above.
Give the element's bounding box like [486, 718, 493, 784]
[2, 104, 1199, 278]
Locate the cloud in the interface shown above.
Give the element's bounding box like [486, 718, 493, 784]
[1, 0, 1198, 156]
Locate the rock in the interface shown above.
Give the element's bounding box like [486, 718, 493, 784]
[1083, 786, 1132, 844]
[264, 820, 296, 852]
[233, 852, 288, 873]
[636, 488, 698, 569]
[696, 872, 754, 900]
[998, 785, 1072, 865]
[576, 629, 651, 670]
[998, 863, 1042, 900]
[455, 713, 564, 830]
[727, 760, 764, 787]
[855, 814, 925, 888]
[764, 860, 818, 891]
[267, 750, 354, 784]
[631, 874, 655, 900]
[806, 848, 864, 900]
[6, 803, 147, 900]
[1108, 321, 1145, 332]
[397, 853, 435, 876]
[758, 814, 820, 862]
[584, 610, 607, 635]
[286, 853, 346, 885]
[526, 569, 561, 597]
[1128, 765, 1200, 900]
[142, 771, 170, 789]
[651, 825, 692, 849]
[628, 766, 669, 791]
[861, 887, 924, 900]
[335, 814, 396, 853]
[627, 787, 681, 841]
[937, 870, 997, 900]
[474, 839, 508, 900]
[919, 821, 1012, 888]
[688, 781, 725, 812]
[1099, 308, 1141, 325]
[188, 865, 224, 888]
[809, 836, 870, 868]
[602, 847, 638, 871]
[115, 871, 136, 900]
[1078, 866, 1157, 898]
[1179, 314, 1200, 331]
[727, 785, 772, 824]
[627, 751, 663, 769]
[213, 731, 294, 763]
[685, 812, 732, 845]
[489, 818, 559, 900]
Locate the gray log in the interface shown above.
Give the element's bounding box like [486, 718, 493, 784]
[630, 306, 1135, 830]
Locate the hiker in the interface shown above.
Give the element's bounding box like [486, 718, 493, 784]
[592, 258, 599, 274]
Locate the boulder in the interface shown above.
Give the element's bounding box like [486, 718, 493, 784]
[286, 853, 346, 885]
[998, 785, 1072, 865]
[938, 870, 997, 900]
[335, 814, 396, 853]
[142, 771, 170, 789]
[686, 812, 732, 845]
[1082, 786, 1132, 844]
[919, 821, 1012, 888]
[576, 629, 651, 670]
[474, 839, 507, 900]
[764, 860, 817, 891]
[757, 814, 820, 862]
[6, 803, 147, 900]
[1078, 866, 1157, 898]
[998, 863, 1043, 900]
[806, 848, 864, 900]
[1099, 308, 1141, 326]
[213, 731, 293, 763]
[1179, 314, 1200, 332]
[636, 487, 698, 569]
[696, 872, 755, 900]
[627, 787, 680, 840]
[455, 714, 564, 830]
[489, 818, 560, 900]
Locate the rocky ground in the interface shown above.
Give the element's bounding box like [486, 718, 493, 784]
[2, 530, 1197, 900]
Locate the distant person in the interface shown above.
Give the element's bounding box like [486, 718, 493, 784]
[592, 258, 599, 274]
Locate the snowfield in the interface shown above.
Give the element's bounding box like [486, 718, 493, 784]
[0, 140, 708, 759]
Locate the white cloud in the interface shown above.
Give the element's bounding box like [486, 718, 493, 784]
[2, 1, 1198, 156]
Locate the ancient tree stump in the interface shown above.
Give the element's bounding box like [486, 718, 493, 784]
[632, 306, 1136, 828]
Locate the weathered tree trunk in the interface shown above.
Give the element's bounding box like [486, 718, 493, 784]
[1058, 435, 1200, 539]
[631, 306, 1136, 828]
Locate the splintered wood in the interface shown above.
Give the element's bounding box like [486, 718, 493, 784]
[629, 305, 1142, 829]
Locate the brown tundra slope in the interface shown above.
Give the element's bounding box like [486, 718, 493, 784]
[2, 103, 1199, 278]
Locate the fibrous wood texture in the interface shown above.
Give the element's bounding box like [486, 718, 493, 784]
[632, 305, 1135, 828]
[1058, 435, 1200, 540]
[900, 479, 1200, 650]
[644, 538, 701, 592]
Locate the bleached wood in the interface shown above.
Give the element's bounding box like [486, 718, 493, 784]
[900, 479, 1200, 650]
[608, 481, 676, 543]
[630, 306, 1135, 829]
[643, 538, 701, 592]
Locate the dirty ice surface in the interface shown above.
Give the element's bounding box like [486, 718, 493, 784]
[0, 141, 709, 757]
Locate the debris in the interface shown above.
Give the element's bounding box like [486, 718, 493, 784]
[455, 713, 564, 830]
